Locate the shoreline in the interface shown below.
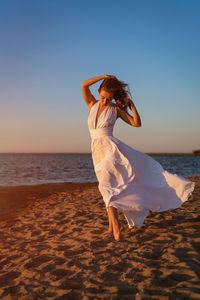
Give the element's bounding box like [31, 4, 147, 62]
[0, 176, 198, 222]
[0, 181, 98, 222]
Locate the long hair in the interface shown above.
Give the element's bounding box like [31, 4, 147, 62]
[98, 77, 133, 109]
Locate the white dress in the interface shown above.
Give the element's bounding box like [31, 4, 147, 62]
[88, 101, 195, 228]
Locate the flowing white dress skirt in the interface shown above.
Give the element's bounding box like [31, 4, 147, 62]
[87, 101, 195, 228]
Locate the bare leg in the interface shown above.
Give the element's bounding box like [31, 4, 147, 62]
[104, 208, 113, 234]
[108, 206, 121, 241]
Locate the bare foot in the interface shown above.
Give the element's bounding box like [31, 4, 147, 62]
[119, 226, 124, 232]
[113, 225, 121, 241]
[104, 226, 123, 237]
[104, 228, 112, 234]
[114, 230, 120, 241]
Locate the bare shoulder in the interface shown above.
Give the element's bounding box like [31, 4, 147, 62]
[88, 100, 98, 112]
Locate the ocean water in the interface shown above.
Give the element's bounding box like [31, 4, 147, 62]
[0, 153, 199, 187]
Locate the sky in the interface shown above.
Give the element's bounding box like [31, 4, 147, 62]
[0, 0, 199, 153]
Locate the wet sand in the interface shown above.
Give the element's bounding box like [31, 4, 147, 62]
[0, 176, 199, 299]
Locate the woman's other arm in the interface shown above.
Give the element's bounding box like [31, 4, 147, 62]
[117, 99, 142, 127]
[82, 75, 108, 111]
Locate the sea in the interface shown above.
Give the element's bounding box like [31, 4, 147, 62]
[0, 153, 199, 187]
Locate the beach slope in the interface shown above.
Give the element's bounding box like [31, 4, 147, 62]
[0, 177, 199, 299]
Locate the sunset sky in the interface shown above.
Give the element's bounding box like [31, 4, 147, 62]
[0, 0, 199, 153]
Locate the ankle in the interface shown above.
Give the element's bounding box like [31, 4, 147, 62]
[113, 223, 120, 232]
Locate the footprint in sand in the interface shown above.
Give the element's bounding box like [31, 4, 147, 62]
[0, 271, 21, 288]
[24, 255, 53, 268]
[142, 245, 164, 260]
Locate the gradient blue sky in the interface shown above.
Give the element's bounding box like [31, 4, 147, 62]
[0, 0, 199, 153]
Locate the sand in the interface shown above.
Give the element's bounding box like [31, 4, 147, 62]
[0, 176, 199, 299]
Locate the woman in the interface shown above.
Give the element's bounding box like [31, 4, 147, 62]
[82, 74, 195, 241]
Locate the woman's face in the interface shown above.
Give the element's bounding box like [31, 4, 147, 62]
[99, 89, 114, 106]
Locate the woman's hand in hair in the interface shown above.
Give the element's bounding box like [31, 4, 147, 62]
[128, 99, 135, 109]
[105, 74, 117, 79]
[116, 99, 128, 111]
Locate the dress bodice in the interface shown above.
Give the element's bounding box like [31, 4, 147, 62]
[88, 101, 117, 139]
[88, 101, 117, 129]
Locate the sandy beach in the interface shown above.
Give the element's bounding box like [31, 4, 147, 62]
[0, 176, 199, 299]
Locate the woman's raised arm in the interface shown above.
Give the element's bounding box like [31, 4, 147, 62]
[117, 99, 142, 127]
[82, 75, 109, 110]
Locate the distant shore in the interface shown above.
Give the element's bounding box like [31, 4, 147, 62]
[0, 152, 200, 156]
[148, 153, 200, 156]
